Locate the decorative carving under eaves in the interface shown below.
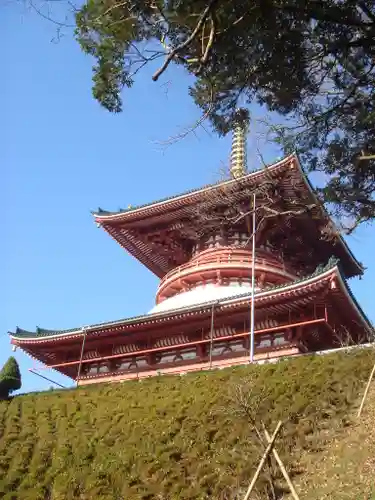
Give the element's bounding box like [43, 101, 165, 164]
[135, 228, 191, 266]
[179, 223, 200, 240]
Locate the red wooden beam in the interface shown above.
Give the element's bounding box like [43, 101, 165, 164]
[41, 317, 326, 370]
[23, 307, 304, 358]
[15, 295, 318, 352]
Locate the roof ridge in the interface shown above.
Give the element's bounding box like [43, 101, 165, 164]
[92, 154, 294, 217]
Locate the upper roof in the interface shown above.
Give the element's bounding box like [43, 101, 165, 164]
[92, 154, 299, 219]
[9, 259, 373, 344]
[92, 154, 363, 279]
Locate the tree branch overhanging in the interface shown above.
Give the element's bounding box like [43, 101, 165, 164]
[151, 0, 219, 81]
[69, 0, 375, 230]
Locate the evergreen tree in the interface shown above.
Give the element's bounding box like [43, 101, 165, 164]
[74, 0, 375, 230]
[0, 357, 22, 399]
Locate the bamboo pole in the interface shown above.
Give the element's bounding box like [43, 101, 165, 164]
[29, 369, 66, 389]
[357, 361, 375, 418]
[209, 302, 216, 369]
[76, 327, 87, 386]
[263, 428, 300, 500]
[243, 421, 283, 500]
[250, 193, 256, 363]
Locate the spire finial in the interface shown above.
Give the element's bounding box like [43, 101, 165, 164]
[230, 108, 249, 179]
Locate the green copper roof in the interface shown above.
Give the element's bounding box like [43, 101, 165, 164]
[13, 326, 81, 338]
[10, 257, 372, 341]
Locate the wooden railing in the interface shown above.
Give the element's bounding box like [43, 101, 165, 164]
[158, 252, 297, 290]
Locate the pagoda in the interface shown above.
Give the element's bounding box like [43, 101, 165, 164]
[9, 114, 373, 385]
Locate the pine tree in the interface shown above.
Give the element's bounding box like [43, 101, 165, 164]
[0, 357, 22, 399]
[74, 0, 375, 230]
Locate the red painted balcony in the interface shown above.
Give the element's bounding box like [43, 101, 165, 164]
[156, 247, 297, 304]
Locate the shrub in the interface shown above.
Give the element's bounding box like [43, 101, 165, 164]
[0, 349, 373, 499]
[0, 357, 21, 400]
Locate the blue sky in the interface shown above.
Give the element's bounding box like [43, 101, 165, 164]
[2, 2, 374, 393]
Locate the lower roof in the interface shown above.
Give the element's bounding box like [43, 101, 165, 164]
[9, 259, 373, 344]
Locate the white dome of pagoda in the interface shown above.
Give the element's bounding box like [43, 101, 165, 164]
[149, 282, 256, 314]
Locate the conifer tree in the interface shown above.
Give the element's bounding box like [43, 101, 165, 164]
[73, 0, 375, 230]
[0, 357, 22, 399]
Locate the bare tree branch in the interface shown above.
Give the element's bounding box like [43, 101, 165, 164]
[198, 13, 215, 70]
[154, 80, 215, 148]
[358, 153, 375, 160]
[152, 0, 219, 81]
[29, 0, 75, 27]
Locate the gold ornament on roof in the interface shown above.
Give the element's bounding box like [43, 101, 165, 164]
[230, 108, 249, 179]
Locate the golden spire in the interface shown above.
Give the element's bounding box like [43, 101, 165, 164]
[230, 108, 249, 179]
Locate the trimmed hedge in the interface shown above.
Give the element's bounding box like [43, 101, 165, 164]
[0, 357, 21, 400]
[0, 349, 373, 499]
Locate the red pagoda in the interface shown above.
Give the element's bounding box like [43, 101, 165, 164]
[9, 117, 373, 385]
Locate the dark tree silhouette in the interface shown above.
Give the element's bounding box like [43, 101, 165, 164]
[0, 356, 22, 399]
[73, 0, 375, 230]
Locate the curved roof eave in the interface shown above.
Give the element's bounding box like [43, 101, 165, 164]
[91, 152, 363, 277]
[91, 154, 296, 221]
[292, 153, 364, 276]
[10, 260, 356, 343]
[335, 270, 374, 334]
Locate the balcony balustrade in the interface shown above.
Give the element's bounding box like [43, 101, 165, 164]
[156, 247, 297, 303]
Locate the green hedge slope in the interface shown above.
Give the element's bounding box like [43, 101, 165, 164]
[0, 350, 373, 500]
